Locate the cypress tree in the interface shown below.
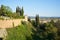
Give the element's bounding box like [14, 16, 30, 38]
[35, 14, 40, 27]
[21, 7, 24, 16]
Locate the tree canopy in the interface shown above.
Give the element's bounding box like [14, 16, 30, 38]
[0, 5, 24, 19]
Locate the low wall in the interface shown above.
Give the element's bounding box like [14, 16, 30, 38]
[0, 16, 28, 28]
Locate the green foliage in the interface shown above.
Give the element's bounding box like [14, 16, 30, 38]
[32, 23, 58, 40]
[6, 20, 59, 40]
[0, 5, 6, 16]
[14, 16, 25, 19]
[0, 17, 4, 20]
[31, 20, 36, 27]
[16, 6, 24, 16]
[16, 6, 21, 16]
[31, 15, 58, 40]
[50, 20, 55, 25]
[28, 17, 31, 22]
[1, 5, 58, 40]
[21, 7, 24, 16]
[55, 20, 60, 40]
[21, 21, 27, 25]
[0, 5, 12, 16]
[35, 14, 40, 27]
[0, 5, 24, 19]
[6, 22, 33, 40]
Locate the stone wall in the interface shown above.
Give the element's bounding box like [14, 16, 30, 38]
[0, 16, 28, 28]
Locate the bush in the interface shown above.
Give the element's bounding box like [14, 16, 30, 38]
[21, 21, 27, 25]
[0, 17, 4, 20]
[6, 22, 33, 40]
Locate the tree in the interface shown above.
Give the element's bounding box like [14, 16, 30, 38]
[0, 7, 1, 15]
[16, 6, 24, 16]
[28, 17, 31, 22]
[5, 6, 12, 17]
[0, 5, 6, 16]
[55, 20, 60, 40]
[21, 7, 24, 16]
[44, 23, 58, 40]
[50, 19, 55, 25]
[0, 5, 12, 16]
[35, 14, 40, 27]
[16, 6, 21, 16]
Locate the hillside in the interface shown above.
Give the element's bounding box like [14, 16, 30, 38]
[6, 22, 34, 40]
[5, 19, 60, 40]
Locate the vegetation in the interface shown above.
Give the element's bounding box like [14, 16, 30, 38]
[35, 14, 40, 27]
[30, 15, 59, 40]
[16, 6, 24, 16]
[6, 14, 60, 40]
[0, 5, 24, 19]
[28, 17, 31, 22]
[1, 5, 59, 40]
[6, 22, 33, 40]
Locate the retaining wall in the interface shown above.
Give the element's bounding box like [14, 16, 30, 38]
[0, 16, 28, 28]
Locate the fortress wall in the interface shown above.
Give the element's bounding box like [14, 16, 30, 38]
[0, 16, 28, 28]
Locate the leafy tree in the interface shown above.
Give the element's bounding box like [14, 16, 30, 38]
[5, 6, 12, 17]
[44, 23, 58, 40]
[50, 19, 55, 25]
[0, 5, 12, 17]
[0, 5, 6, 16]
[55, 20, 60, 40]
[0, 5, 24, 18]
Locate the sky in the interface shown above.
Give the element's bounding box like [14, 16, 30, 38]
[0, 0, 60, 17]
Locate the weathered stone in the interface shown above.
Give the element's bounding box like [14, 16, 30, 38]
[0, 28, 7, 40]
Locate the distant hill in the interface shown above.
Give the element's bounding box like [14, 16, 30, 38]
[29, 16, 60, 20]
